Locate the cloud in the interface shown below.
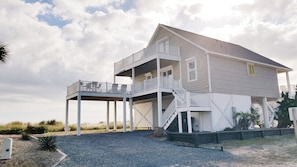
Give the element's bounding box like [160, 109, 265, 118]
[0, 0, 297, 124]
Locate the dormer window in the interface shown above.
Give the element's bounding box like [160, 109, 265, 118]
[247, 63, 255, 76]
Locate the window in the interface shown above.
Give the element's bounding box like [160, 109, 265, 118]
[247, 63, 255, 76]
[158, 39, 169, 54]
[187, 58, 197, 82]
[145, 72, 152, 80]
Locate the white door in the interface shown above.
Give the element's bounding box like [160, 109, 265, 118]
[162, 68, 173, 88]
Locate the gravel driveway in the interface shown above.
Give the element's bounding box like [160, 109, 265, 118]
[56, 131, 243, 167]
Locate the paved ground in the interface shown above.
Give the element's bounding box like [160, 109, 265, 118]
[56, 131, 244, 167]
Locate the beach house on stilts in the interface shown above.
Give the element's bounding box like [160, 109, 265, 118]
[66, 24, 292, 136]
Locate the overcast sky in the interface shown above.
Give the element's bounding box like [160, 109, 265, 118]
[1, 0, 297, 124]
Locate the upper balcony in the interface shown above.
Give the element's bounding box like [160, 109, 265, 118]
[114, 43, 180, 75]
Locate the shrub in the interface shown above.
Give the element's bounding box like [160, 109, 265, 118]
[38, 136, 57, 151]
[0, 127, 23, 134]
[276, 91, 297, 128]
[47, 119, 57, 125]
[234, 107, 260, 130]
[153, 127, 167, 137]
[21, 131, 30, 140]
[26, 125, 48, 134]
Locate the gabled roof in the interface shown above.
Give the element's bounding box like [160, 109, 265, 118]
[149, 24, 291, 72]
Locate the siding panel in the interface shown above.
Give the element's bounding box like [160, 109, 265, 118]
[210, 55, 279, 98]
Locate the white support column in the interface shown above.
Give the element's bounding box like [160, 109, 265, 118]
[114, 101, 117, 130]
[123, 97, 127, 132]
[132, 67, 135, 94]
[262, 97, 270, 128]
[106, 101, 110, 131]
[157, 57, 162, 127]
[286, 72, 291, 92]
[77, 94, 81, 136]
[187, 111, 192, 133]
[129, 98, 133, 132]
[65, 100, 69, 132]
[178, 112, 182, 133]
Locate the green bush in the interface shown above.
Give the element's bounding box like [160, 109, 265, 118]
[21, 131, 30, 140]
[0, 127, 23, 134]
[26, 125, 48, 134]
[38, 136, 57, 151]
[276, 91, 297, 128]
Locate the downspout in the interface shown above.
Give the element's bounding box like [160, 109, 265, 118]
[206, 52, 214, 132]
[206, 52, 212, 93]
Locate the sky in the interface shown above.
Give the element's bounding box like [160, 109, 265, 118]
[1, 0, 297, 125]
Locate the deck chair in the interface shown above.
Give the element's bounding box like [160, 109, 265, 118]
[121, 84, 127, 94]
[111, 84, 118, 93]
[0, 138, 12, 160]
[86, 83, 92, 91]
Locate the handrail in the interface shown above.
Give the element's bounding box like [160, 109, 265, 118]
[162, 100, 176, 126]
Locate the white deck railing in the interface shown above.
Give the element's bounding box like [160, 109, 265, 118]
[114, 44, 179, 73]
[67, 80, 132, 96]
[67, 78, 181, 97]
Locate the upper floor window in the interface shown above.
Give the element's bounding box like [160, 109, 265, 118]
[187, 58, 197, 82]
[247, 63, 255, 76]
[145, 72, 152, 80]
[158, 39, 169, 54]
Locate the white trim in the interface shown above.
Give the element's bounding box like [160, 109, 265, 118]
[186, 57, 197, 82]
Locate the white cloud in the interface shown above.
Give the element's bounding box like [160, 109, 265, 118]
[0, 0, 296, 124]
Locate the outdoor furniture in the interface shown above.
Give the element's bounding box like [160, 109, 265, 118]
[86, 83, 92, 91]
[121, 84, 127, 94]
[111, 84, 118, 93]
[92, 82, 101, 92]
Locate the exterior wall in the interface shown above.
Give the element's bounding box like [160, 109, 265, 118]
[210, 93, 251, 131]
[210, 55, 280, 98]
[180, 44, 209, 93]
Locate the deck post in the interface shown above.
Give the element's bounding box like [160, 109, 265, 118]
[114, 101, 117, 130]
[123, 97, 127, 132]
[157, 57, 162, 127]
[129, 98, 133, 132]
[132, 67, 135, 94]
[262, 97, 270, 128]
[187, 110, 192, 133]
[106, 101, 110, 131]
[65, 100, 69, 132]
[77, 94, 81, 136]
[178, 112, 182, 133]
[286, 72, 291, 93]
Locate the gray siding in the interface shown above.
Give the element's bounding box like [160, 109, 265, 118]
[210, 55, 279, 98]
[180, 44, 209, 93]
